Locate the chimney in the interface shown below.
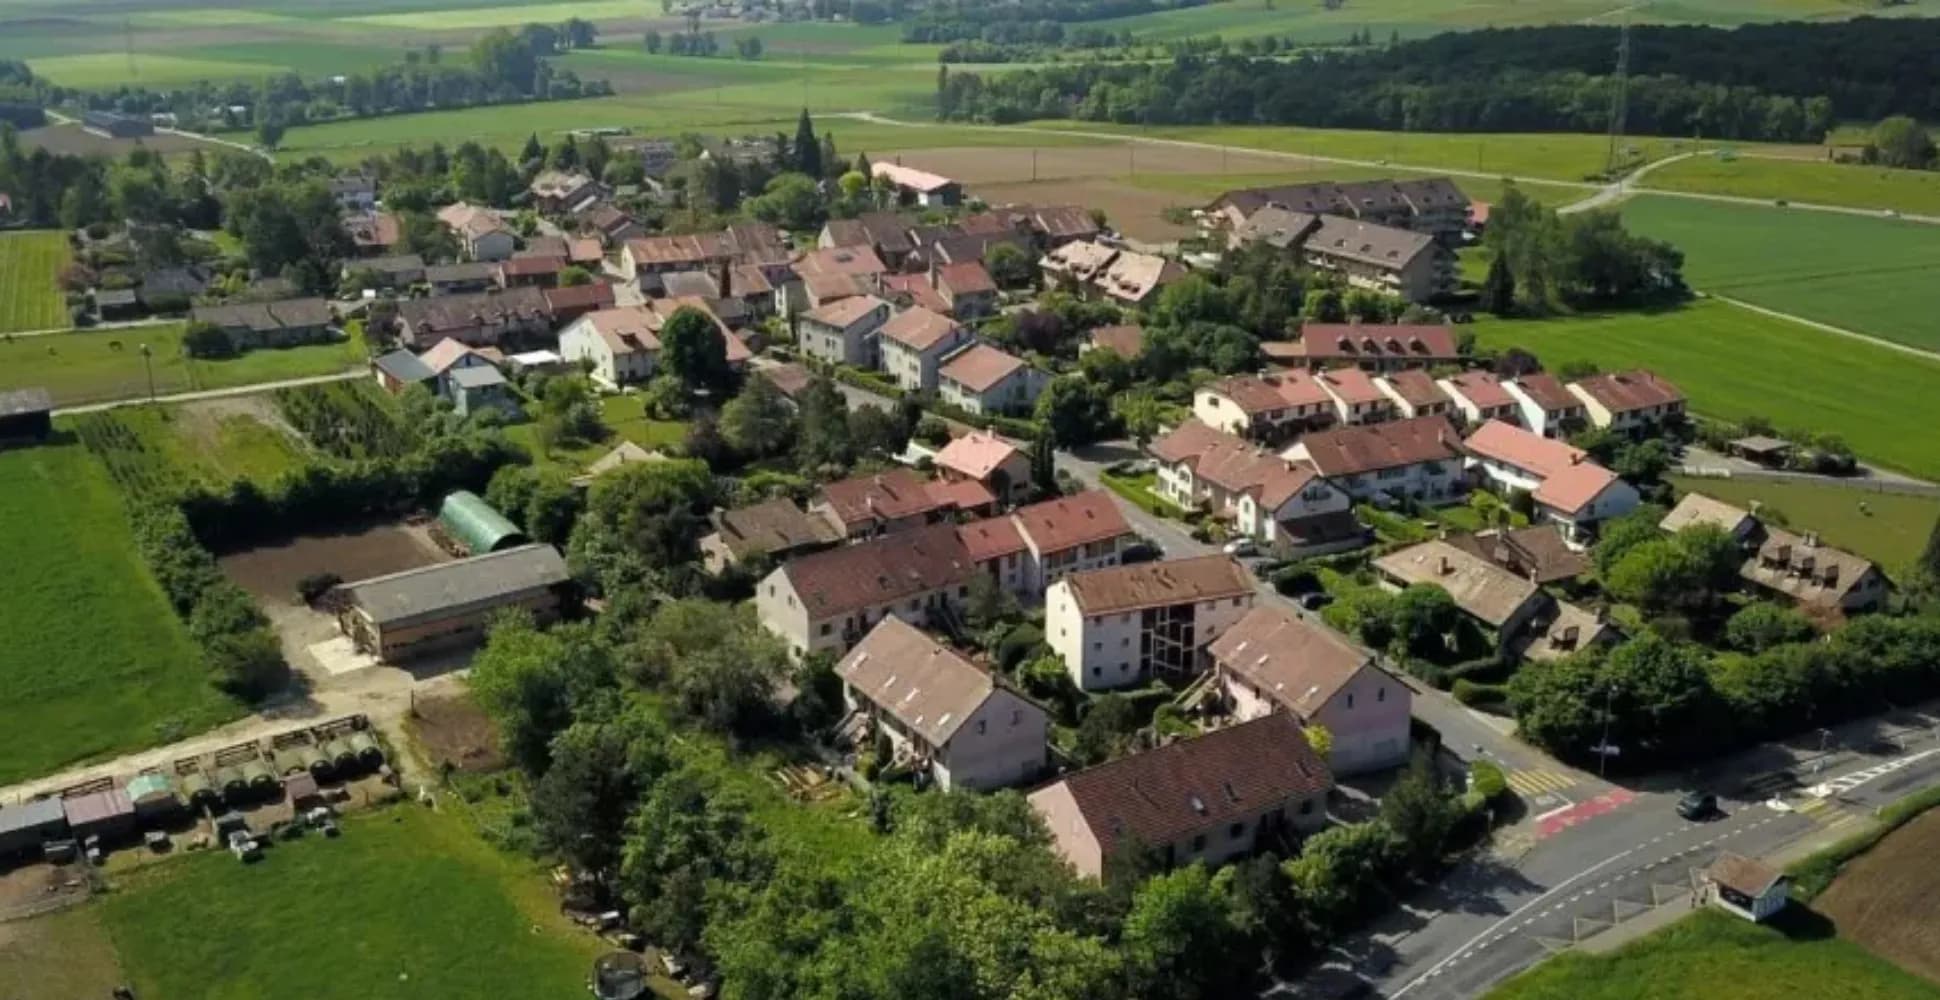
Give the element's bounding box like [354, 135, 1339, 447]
[929, 254, 940, 290]
[1803, 531, 1820, 549]
[717, 257, 732, 300]
[1437, 555, 1453, 575]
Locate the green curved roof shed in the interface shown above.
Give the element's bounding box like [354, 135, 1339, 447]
[439, 490, 528, 554]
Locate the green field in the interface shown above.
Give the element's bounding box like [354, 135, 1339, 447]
[0, 441, 237, 785]
[1620, 195, 1940, 351]
[96, 805, 606, 1000]
[505, 393, 688, 473]
[1644, 154, 1940, 216]
[1472, 298, 1940, 481]
[1668, 474, 1940, 577]
[28, 52, 290, 88]
[0, 325, 366, 407]
[1489, 909, 1940, 1000]
[0, 231, 72, 333]
[92, 403, 313, 489]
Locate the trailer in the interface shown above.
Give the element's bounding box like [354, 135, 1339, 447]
[174, 758, 220, 812]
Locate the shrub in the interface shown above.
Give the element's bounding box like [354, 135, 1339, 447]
[1272, 565, 1320, 596]
[181, 321, 236, 359]
[1452, 679, 1509, 709]
[1468, 759, 1507, 801]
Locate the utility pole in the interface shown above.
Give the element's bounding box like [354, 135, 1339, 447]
[1604, 17, 1631, 177]
[1597, 680, 1616, 778]
[139, 342, 155, 403]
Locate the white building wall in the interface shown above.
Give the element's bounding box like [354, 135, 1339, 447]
[935, 689, 1048, 791]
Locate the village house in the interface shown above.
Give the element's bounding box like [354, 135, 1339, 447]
[496, 254, 566, 290]
[1438, 371, 1521, 427]
[1264, 323, 1461, 373]
[699, 497, 842, 574]
[872, 161, 963, 207]
[1028, 205, 1102, 247]
[1444, 525, 1592, 586]
[1661, 494, 1887, 615]
[344, 253, 425, 291]
[938, 344, 1046, 416]
[1513, 598, 1619, 663]
[418, 337, 501, 401]
[337, 545, 569, 661]
[810, 467, 959, 540]
[1084, 324, 1144, 361]
[1039, 239, 1120, 293]
[1013, 490, 1138, 593]
[329, 174, 376, 213]
[1228, 206, 1321, 253]
[1568, 370, 1687, 432]
[877, 306, 971, 393]
[957, 516, 1033, 598]
[836, 617, 1049, 792]
[1209, 606, 1410, 774]
[345, 211, 402, 257]
[1281, 415, 1464, 503]
[1299, 216, 1454, 303]
[934, 431, 1031, 506]
[541, 282, 618, 327]
[190, 298, 334, 351]
[818, 211, 917, 268]
[576, 201, 645, 247]
[557, 306, 661, 388]
[1029, 713, 1333, 879]
[1150, 420, 1358, 555]
[528, 169, 602, 215]
[622, 232, 735, 282]
[447, 366, 517, 419]
[797, 295, 891, 368]
[1193, 372, 1336, 442]
[372, 349, 436, 394]
[1097, 249, 1188, 308]
[1376, 369, 1456, 419]
[393, 287, 550, 349]
[1372, 539, 1608, 660]
[1207, 177, 1470, 241]
[426, 261, 497, 296]
[436, 203, 516, 262]
[1048, 555, 1255, 691]
[933, 260, 1000, 319]
[1506, 372, 1587, 438]
[1316, 367, 1397, 426]
[1463, 420, 1639, 538]
[754, 522, 981, 660]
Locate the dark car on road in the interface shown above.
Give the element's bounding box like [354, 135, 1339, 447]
[1676, 790, 1718, 820]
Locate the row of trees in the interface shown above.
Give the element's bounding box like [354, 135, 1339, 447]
[937, 54, 1838, 143]
[1481, 185, 1686, 313]
[126, 500, 288, 699]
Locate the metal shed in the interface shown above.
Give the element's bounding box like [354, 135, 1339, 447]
[127, 772, 182, 820]
[438, 490, 528, 554]
[0, 799, 70, 857]
[62, 788, 137, 842]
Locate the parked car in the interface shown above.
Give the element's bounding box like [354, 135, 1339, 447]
[1223, 538, 1258, 558]
[1676, 790, 1718, 820]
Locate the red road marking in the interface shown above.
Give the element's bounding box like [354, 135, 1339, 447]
[1536, 789, 1637, 839]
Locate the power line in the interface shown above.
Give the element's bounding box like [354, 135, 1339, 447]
[1604, 17, 1631, 177]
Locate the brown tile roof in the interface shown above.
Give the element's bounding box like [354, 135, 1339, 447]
[805, 294, 888, 329]
[1233, 206, 1321, 249]
[711, 498, 840, 561]
[1210, 606, 1378, 718]
[523, 235, 568, 257]
[1045, 713, 1332, 859]
[1660, 493, 1754, 535]
[1373, 540, 1541, 629]
[1317, 367, 1387, 407]
[568, 237, 605, 264]
[1535, 461, 1622, 516]
[1101, 250, 1186, 303]
[1031, 205, 1100, 240]
[1292, 324, 1459, 364]
[817, 468, 948, 529]
[780, 522, 980, 619]
[1209, 374, 1297, 416]
[1088, 324, 1144, 359]
[927, 478, 998, 512]
[1013, 490, 1133, 555]
[418, 337, 486, 376]
[1572, 370, 1685, 414]
[1743, 528, 1880, 608]
[1151, 421, 1320, 510]
[191, 297, 332, 333]
[1511, 372, 1578, 412]
[939, 344, 1028, 393]
[879, 306, 962, 351]
[1706, 852, 1785, 897]
[1150, 419, 1232, 466]
[346, 211, 401, 248]
[760, 363, 814, 399]
[1516, 599, 1615, 662]
[1463, 420, 1618, 515]
[881, 272, 951, 314]
[935, 430, 1022, 481]
[499, 255, 565, 278]
[1442, 371, 1514, 410]
[796, 244, 888, 279]
[396, 287, 549, 336]
[1061, 555, 1251, 614]
[1381, 369, 1450, 409]
[956, 516, 1028, 563]
[1304, 216, 1435, 270]
[1444, 526, 1591, 585]
[823, 218, 869, 247]
[938, 260, 996, 296]
[837, 617, 1007, 746]
[575, 307, 662, 357]
[1293, 415, 1461, 477]
[541, 282, 616, 315]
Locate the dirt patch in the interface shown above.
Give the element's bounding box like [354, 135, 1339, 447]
[1817, 807, 1940, 983]
[977, 179, 1195, 243]
[218, 522, 448, 604]
[0, 901, 123, 998]
[20, 123, 222, 158]
[408, 692, 505, 774]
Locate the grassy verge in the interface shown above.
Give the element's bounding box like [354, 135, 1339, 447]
[1787, 783, 1940, 902]
[1666, 474, 1940, 578]
[0, 325, 365, 407]
[0, 440, 238, 784]
[1642, 154, 1940, 216]
[1472, 299, 1940, 482]
[0, 230, 72, 333]
[1100, 468, 1186, 518]
[1486, 908, 1940, 1000]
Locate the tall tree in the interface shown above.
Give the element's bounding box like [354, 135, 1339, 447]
[1480, 251, 1516, 316]
[793, 108, 822, 179]
[659, 307, 733, 392]
[720, 375, 797, 458]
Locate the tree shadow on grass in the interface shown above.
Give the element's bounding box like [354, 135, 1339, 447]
[1769, 904, 1838, 943]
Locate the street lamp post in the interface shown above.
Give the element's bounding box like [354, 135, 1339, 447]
[1597, 680, 1616, 777]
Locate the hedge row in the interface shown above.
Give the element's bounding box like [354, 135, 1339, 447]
[130, 501, 289, 700]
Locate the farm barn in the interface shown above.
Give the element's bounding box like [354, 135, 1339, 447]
[336, 544, 569, 661]
[0, 387, 54, 445]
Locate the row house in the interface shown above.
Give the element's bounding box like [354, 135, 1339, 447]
[1207, 177, 1469, 242]
[1463, 420, 1640, 540]
[1209, 606, 1411, 775]
[1192, 372, 1335, 443]
[755, 522, 983, 660]
[1149, 420, 1358, 556]
[1439, 371, 1520, 426]
[1281, 415, 1465, 504]
[1316, 367, 1396, 426]
[1377, 369, 1455, 419]
[1568, 370, 1687, 432]
[1047, 556, 1254, 692]
[1298, 216, 1454, 303]
[1262, 323, 1461, 374]
[1505, 372, 1587, 438]
[938, 344, 1046, 416]
[1012, 490, 1137, 593]
[809, 467, 991, 541]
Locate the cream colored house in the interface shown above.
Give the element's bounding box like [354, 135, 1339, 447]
[1209, 607, 1410, 774]
[1047, 556, 1254, 691]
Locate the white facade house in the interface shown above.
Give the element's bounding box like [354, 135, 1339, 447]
[1192, 372, 1335, 442]
[1437, 372, 1521, 427]
[1281, 415, 1465, 504]
[1463, 420, 1640, 538]
[1012, 490, 1137, 595]
[1567, 370, 1687, 432]
[836, 617, 1048, 792]
[1150, 420, 1354, 549]
[754, 523, 979, 660]
[798, 295, 891, 368]
[938, 345, 1047, 416]
[1209, 606, 1411, 775]
[1047, 556, 1254, 692]
[1505, 373, 1588, 438]
[877, 306, 970, 393]
[557, 307, 660, 388]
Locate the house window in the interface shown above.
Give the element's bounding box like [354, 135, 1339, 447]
[909, 599, 921, 612]
[1346, 693, 1355, 709]
[1092, 641, 1103, 652]
[819, 623, 831, 636]
[976, 720, 986, 735]
[1377, 686, 1386, 702]
[1229, 821, 1246, 839]
[1091, 666, 1102, 678]
[1232, 597, 1243, 607]
[1299, 799, 1314, 815]
[1121, 637, 1129, 648]
[1191, 834, 1206, 852]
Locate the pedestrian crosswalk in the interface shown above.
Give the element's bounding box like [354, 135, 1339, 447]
[1506, 769, 1576, 797]
[1794, 795, 1863, 832]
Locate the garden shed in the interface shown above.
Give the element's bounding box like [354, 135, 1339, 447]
[62, 787, 136, 842]
[438, 490, 528, 554]
[0, 387, 54, 446]
[126, 772, 181, 820]
[0, 798, 70, 858]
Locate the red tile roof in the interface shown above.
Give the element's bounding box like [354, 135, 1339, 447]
[1042, 714, 1332, 860]
[541, 282, 616, 315]
[1464, 419, 1593, 479]
[879, 306, 963, 351]
[927, 477, 998, 512]
[1511, 372, 1577, 412]
[1381, 369, 1450, 409]
[1013, 490, 1133, 555]
[1442, 371, 1514, 410]
[1292, 324, 1459, 364]
[938, 260, 996, 295]
[881, 272, 951, 314]
[1088, 324, 1144, 359]
[779, 522, 979, 619]
[1060, 555, 1252, 614]
[1210, 606, 1379, 718]
[1151, 420, 1320, 510]
[1572, 370, 1685, 414]
[1317, 367, 1387, 407]
[940, 344, 1028, 393]
[1293, 415, 1461, 477]
[956, 516, 1028, 563]
[817, 468, 948, 529]
[935, 430, 1022, 481]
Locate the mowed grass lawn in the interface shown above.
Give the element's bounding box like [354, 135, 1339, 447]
[1644, 153, 1940, 216]
[1488, 909, 1940, 1000]
[97, 805, 606, 1000]
[0, 325, 366, 406]
[0, 441, 237, 785]
[1667, 474, 1940, 577]
[1472, 298, 1940, 481]
[1620, 195, 1940, 351]
[0, 230, 72, 333]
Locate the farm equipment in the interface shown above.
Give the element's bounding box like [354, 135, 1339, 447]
[316, 716, 380, 775]
[174, 758, 219, 812]
[272, 730, 333, 780]
[213, 741, 272, 804]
